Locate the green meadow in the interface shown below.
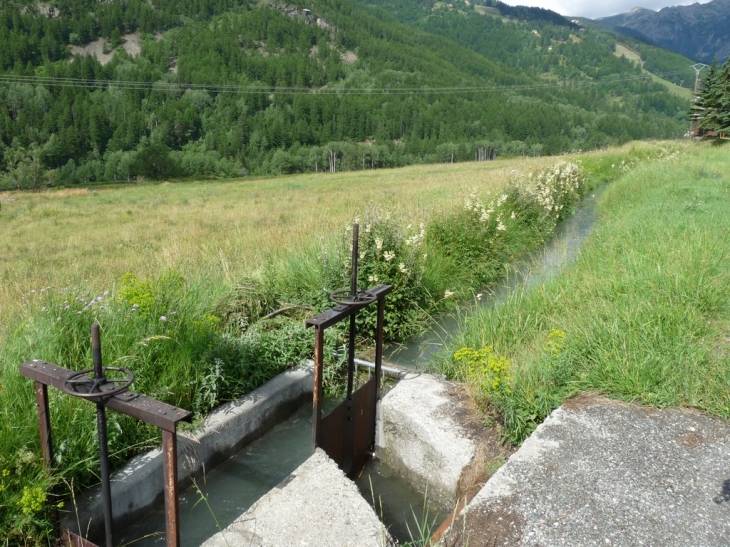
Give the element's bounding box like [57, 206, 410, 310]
[0, 141, 704, 543]
[439, 142, 730, 444]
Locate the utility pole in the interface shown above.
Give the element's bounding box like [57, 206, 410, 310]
[689, 63, 708, 137]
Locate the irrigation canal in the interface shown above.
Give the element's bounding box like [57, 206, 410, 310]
[117, 187, 605, 546]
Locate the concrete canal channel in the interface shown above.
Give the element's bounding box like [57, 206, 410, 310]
[64, 188, 608, 546]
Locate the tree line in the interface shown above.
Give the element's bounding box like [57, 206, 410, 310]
[0, 0, 688, 188]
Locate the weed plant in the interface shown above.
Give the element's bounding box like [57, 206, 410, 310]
[439, 143, 729, 444]
[0, 142, 684, 543]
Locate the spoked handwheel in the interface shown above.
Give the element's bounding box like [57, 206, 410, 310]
[62, 367, 134, 400]
[329, 289, 377, 307]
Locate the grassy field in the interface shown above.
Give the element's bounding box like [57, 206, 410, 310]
[0, 142, 687, 543]
[439, 141, 730, 443]
[614, 43, 692, 100]
[0, 158, 558, 335]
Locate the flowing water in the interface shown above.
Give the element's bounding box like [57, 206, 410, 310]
[117, 402, 323, 546]
[385, 187, 605, 369]
[117, 397, 440, 546]
[117, 188, 604, 546]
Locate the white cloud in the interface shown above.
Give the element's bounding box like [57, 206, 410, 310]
[498, 0, 714, 19]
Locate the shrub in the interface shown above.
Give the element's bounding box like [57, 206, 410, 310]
[323, 210, 433, 342]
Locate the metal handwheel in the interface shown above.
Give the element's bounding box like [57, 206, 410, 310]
[329, 289, 377, 307]
[62, 367, 135, 399]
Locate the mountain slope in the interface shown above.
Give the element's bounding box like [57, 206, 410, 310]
[0, 0, 688, 186]
[597, 0, 730, 63]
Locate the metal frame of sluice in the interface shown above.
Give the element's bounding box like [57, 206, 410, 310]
[19, 324, 192, 547]
[306, 224, 392, 478]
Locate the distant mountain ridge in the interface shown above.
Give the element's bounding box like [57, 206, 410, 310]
[597, 0, 730, 62]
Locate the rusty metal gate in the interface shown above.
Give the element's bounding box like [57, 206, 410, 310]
[19, 324, 191, 547]
[306, 224, 392, 478]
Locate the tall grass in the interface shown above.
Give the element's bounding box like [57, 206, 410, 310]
[0, 141, 684, 543]
[438, 143, 730, 444]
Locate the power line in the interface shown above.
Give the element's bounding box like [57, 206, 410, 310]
[0, 70, 692, 96]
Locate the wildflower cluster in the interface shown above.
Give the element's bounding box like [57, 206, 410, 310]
[513, 161, 584, 221]
[544, 329, 566, 359]
[454, 346, 512, 402]
[430, 185, 520, 285]
[327, 210, 431, 341]
[464, 190, 511, 232]
[26, 283, 118, 341]
[0, 451, 59, 543]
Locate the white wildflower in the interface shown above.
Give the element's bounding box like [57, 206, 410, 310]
[444, 290, 454, 299]
[375, 237, 383, 251]
[160, 316, 167, 322]
[383, 250, 395, 262]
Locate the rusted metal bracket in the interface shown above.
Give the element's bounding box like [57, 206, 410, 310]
[20, 360, 190, 432]
[19, 325, 191, 547]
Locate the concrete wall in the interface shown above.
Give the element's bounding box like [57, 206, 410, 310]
[376, 373, 476, 509]
[63, 366, 313, 542]
[201, 449, 394, 547]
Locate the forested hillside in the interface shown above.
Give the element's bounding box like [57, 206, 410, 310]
[0, 0, 689, 187]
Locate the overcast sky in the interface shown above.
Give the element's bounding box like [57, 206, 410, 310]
[499, 0, 714, 19]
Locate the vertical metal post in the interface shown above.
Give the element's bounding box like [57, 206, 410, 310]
[162, 428, 181, 547]
[374, 297, 385, 400]
[91, 324, 114, 547]
[33, 382, 54, 470]
[312, 326, 324, 451]
[370, 296, 385, 455]
[34, 380, 59, 536]
[343, 223, 360, 475]
[346, 224, 359, 400]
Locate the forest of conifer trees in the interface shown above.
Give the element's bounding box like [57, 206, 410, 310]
[0, 0, 690, 188]
[692, 59, 730, 136]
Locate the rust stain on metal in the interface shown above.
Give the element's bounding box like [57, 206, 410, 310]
[162, 429, 181, 547]
[60, 529, 100, 547]
[312, 327, 324, 451]
[34, 381, 54, 470]
[19, 325, 191, 547]
[306, 223, 392, 478]
[20, 360, 191, 431]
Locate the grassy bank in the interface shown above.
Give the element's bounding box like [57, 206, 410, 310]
[0, 142, 682, 543]
[439, 143, 730, 444]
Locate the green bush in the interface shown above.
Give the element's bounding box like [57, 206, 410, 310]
[323, 211, 433, 342]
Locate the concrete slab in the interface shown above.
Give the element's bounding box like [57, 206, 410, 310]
[442, 394, 730, 547]
[63, 366, 313, 542]
[377, 373, 495, 508]
[201, 448, 394, 547]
